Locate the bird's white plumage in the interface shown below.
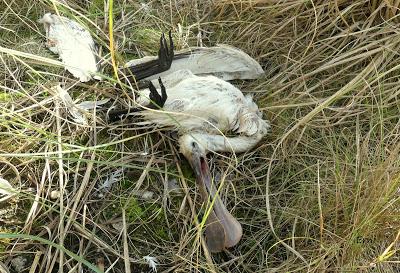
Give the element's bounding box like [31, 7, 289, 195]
[126, 45, 264, 81]
[136, 70, 270, 154]
[38, 13, 99, 82]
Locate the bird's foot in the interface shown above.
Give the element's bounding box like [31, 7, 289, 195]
[148, 78, 167, 109]
[158, 30, 174, 71]
[107, 78, 167, 122]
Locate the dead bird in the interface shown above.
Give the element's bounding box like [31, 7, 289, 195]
[39, 12, 269, 252]
[109, 70, 270, 252]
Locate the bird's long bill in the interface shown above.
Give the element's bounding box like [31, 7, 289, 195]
[189, 154, 243, 253]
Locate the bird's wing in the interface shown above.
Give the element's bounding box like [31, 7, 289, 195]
[134, 94, 223, 132]
[148, 69, 196, 89]
[40, 14, 99, 82]
[125, 45, 264, 81]
[125, 56, 157, 68]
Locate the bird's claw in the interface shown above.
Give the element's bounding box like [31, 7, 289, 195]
[147, 78, 167, 109]
[158, 30, 174, 70]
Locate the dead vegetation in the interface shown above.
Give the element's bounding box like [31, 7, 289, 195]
[0, 0, 399, 272]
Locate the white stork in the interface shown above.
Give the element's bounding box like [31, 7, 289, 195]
[111, 69, 270, 252]
[39, 13, 269, 252]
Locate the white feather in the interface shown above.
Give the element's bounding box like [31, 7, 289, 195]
[0, 177, 14, 197]
[38, 13, 99, 82]
[52, 85, 88, 124]
[135, 70, 270, 153]
[77, 99, 110, 110]
[99, 168, 124, 192]
[143, 256, 158, 272]
[52, 85, 109, 124]
[125, 45, 264, 81]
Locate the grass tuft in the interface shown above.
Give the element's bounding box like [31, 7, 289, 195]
[0, 0, 399, 272]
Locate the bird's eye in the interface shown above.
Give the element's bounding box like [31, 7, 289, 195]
[191, 142, 196, 148]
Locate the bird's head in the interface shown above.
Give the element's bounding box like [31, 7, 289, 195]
[178, 134, 242, 252]
[179, 134, 207, 178]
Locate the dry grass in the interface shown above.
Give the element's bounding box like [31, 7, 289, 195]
[0, 0, 400, 272]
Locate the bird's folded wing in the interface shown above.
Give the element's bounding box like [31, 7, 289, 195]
[125, 45, 264, 81]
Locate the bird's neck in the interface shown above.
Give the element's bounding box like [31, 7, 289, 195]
[188, 132, 263, 154]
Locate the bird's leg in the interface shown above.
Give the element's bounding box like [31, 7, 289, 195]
[122, 31, 174, 82]
[147, 78, 167, 109]
[157, 30, 174, 71]
[107, 78, 168, 122]
[107, 107, 141, 122]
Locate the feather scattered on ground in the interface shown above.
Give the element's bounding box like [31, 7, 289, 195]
[98, 168, 124, 192]
[51, 85, 88, 124]
[0, 177, 15, 200]
[51, 85, 108, 125]
[143, 256, 158, 272]
[38, 13, 100, 82]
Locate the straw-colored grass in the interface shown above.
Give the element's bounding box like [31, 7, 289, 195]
[0, 0, 399, 272]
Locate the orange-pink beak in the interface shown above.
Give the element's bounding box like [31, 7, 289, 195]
[187, 145, 242, 253]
